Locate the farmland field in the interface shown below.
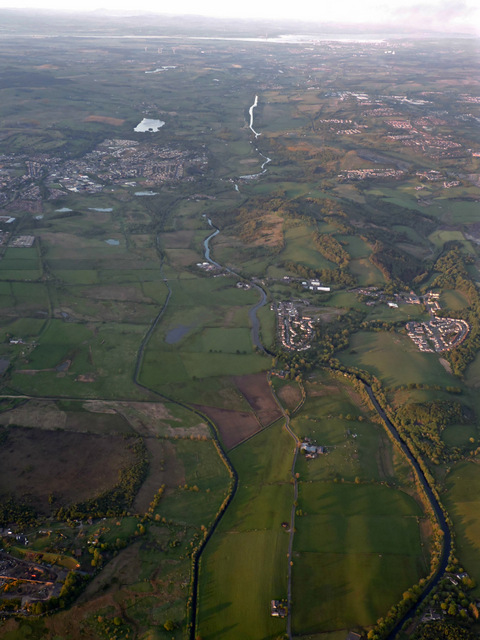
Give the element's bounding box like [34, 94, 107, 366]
[197, 421, 293, 640]
[339, 331, 454, 389]
[445, 463, 480, 594]
[0, 15, 479, 640]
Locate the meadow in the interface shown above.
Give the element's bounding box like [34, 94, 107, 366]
[339, 331, 454, 389]
[197, 371, 427, 639]
[445, 462, 480, 594]
[197, 421, 293, 640]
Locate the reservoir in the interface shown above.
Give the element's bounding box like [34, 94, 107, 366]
[134, 118, 165, 132]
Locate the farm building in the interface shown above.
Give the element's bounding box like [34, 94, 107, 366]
[270, 600, 287, 617]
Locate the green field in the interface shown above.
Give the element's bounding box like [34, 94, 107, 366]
[349, 257, 385, 286]
[445, 462, 480, 592]
[339, 331, 454, 389]
[289, 374, 426, 635]
[139, 274, 268, 393]
[197, 422, 293, 640]
[198, 371, 427, 639]
[281, 223, 336, 270]
[292, 483, 424, 634]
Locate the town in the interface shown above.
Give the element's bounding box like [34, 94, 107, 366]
[0, 138, 208, 211]
[275, 301, 315, 351]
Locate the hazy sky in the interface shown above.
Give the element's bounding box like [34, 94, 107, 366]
[0, 0, 479, 33]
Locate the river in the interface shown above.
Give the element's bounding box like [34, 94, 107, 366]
[203, 217, 269, 353]
[237, 96, 272, 182]
[363, 384, 451, 638]
[248, 94, 260, 138]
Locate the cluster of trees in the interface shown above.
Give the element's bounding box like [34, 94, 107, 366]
[396, 400, 464, 464]
[432, 248, 480, 376]
[364, 196, 435, 239]
[144, 484, 165, 519]
[0, 498, 37, 529]
[315, 198, 354, 233]
[414, 622, 476, 640]
[399, 383, 462, 394]
[313, 232, 350, 268]
[59, 570, 89, 603]
[283, 260, 355, 287]
[369, 240, 423, 283]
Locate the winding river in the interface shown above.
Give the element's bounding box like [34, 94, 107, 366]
[237, 95, 272, 182]
[363, 383, 451, 638]
[248, 94, 260, 138]
[203, 217, 269, 353]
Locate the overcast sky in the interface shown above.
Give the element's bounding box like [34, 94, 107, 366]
[0, 0, 479, 33]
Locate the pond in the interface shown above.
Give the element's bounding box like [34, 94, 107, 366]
[165, 324, 193, 344]
[134, 118, 165, 132]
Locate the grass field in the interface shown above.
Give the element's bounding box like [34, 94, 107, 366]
[440, 289, 470, 312]
[445, 462, 480, 592]
[280, 223, 335, 270]
[289, 373, 427, 635]
[349, 257, 385, 286]
[139, 274, 269, 394]
[339, 331, 454, 389]
[197, 369, 427, 639]
[197, 422, 294, 640]
[428, 229, 475, 254]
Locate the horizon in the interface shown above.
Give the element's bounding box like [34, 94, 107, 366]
[0, 1, 479, 35]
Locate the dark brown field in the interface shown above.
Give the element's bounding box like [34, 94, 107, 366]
[0, 427, 138, 512]
[84, 115, 125, 126]
[277, 382, 302, 411]
[194, 405, 261, 450]
[233, 372, 283, 426]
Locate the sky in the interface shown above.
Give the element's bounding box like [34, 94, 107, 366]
[0, 0, 479, 34]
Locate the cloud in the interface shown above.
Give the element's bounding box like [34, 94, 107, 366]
[389, 0, 480, 33]
[0, 0, 478, 32]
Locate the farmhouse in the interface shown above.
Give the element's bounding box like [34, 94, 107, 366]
[270, 600, 287, 617]
[300, 440, 325, 458]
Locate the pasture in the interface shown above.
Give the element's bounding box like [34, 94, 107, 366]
[445, 462, 480, 592]
[139, 274, 268, 394]
[197, 422, 294, 640]
[288, 373, 426, 635]
[280, 223, 336, 270]
[339, 331, 454, 389]
[197, 369, 427, 639]
[290, 373, 397, 485]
